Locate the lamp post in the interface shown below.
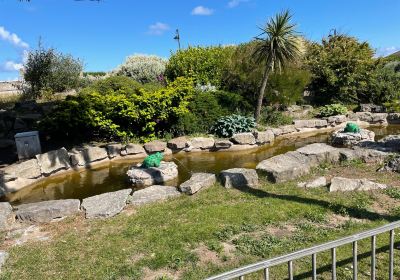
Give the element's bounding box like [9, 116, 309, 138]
[173, 29, 181, 50]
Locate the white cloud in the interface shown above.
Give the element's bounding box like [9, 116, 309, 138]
[227, 0, 249, 8]
[1, 61, 23, 72]
[147, 22, 170, 35]
[0, 26, 29, 49]
[191, 6, 214, 16]
[376, 46, 400, 57]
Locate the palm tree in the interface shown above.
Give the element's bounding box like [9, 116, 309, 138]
[253, 10, 302, 122]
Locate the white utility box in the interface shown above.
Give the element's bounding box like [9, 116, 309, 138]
[14, 131, 42, 160]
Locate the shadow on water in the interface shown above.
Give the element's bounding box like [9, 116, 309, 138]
[4, 125, 400, 205]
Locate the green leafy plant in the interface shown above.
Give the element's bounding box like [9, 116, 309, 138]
[260, 107, 293, 127]
[385, 188, 400, 200]
[318, 104, 347, 117]
[210, 114, 256, 138]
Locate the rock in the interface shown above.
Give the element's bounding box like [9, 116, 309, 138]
[13, 118, 27, 131]
[256, 151, 312, 183]
[126, 161, 178, 187]
[297, 143, 341, 164]
[125, 144, 146, 156]
[339, 148, 389, 164]
[0, 178, 37, 194]
[0, 202, 13, 230]
[107, 143, 124, 158]
[387, 113, 400, 124]
[129, 185, 181, 205]
[15, 199, 80, 223]
[179, 173, 216, 195]
[2, 159, 41, 179]
[231, 133, 256, 145]
[189, 137, 215, 150]
[294, 119, 328, 129]
[143, 140, 167, 153]
[330, 177, 387, 192]
[298, 177, 327, 188]
[219, 168, 258, 188]
[81, 189, 132, 218]
[326, 115, 347, 126]
[354, 112, 388, 125]
[69, 146, 109, 167]
[0, 251, 8, 271]
[36, 148, 70, 176]
[378, 156, 400, 173]
[331, 128, 375, 147]
[359, 104, 386, 113]
[253, 130, 274, 144]
[167, 137, 189, 150]
[272, 125, 297, 136]
[214, 139, 233, 149]
[378, 135, 400, 152]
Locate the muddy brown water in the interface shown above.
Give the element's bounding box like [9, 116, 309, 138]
[4, 125, 400, 206]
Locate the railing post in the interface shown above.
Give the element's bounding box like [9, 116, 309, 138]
[331, 247, 337, 280]
[353, 241, 358, 280]
[389, 230, 394, 280]
[288, 261, 293, 280]
[239, 276, 244, 280]
[371, 235, 376, 280]
[312, 253, 317, 280]
[263, 267, 269, 280]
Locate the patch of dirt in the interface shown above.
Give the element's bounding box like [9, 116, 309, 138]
[370, 192, 400, 215]
[121, 206, 137, 217]
[266, 223, 297, 238]
[2, 225, 51, 248]
[324, 214, 365, 228]
[221, 242, 236, 258]
[192, 244, 222, 266]
[142, 267, 181, 280]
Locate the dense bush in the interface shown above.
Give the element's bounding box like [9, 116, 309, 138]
[113, 54, 167, 84]
[40, 77, 194, 141]
[368, 63, 400, 103]
[165, 46, 235, 88]
[24, 46, 83, 99]
[305, 34, 377, 104]
[210, 114, 256, 138]
[260, 107, 293, 127]
[318, 104, 348, 117]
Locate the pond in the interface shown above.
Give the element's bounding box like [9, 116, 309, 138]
[4, 125, 400, 206]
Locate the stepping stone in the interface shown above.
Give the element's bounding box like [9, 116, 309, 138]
[179, 173, 216, 195]
[219, 168, 258, 188]
[129, 185, 181, 206]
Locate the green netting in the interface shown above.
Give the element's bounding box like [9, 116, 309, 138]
[141, 152, 164, 168]
[344, 122, 360, 133]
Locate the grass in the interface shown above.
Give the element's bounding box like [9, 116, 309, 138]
[1, 162, 400, 279]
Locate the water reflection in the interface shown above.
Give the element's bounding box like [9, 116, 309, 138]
[5, 125, 400, 205]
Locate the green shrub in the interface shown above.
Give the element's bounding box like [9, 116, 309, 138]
[113, 54, 167, 84]
[384, 100, 400, 113]
[210, 114, 256, 138]
[165, 45, 235, 87]
[40, 77, 194, 142]
[260, 107, 293, 127]
[318, 104, 347, 117]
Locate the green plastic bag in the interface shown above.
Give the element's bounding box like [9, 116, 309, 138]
[141, 152, 164, 168]
[344, 122, 360, 133]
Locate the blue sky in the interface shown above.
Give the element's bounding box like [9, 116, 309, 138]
[0, 0, 399, 80]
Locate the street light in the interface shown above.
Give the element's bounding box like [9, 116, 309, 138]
[173, 29, 181, 50]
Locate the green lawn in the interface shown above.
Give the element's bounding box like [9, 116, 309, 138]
[1, 161, 400, 280]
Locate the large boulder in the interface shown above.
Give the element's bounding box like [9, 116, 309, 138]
[81, 189, 132, 219]
[253, 130, 274, 144]
[15, 199, 80, 223]
[2, 159, 41, 179]
[294, 119, 328, 129]
[144, 140, 167, 153]
[297, 143, 341, 164]
[214, 139, 233, 149]
[36, 148, 70, 176]
[330, 177, 387, 192]
[271, 125, 296, 137]
[326, 115, 347, 126]
[387, 113, 400, 124]
[231, 133, 256, 145]
[179, 173, 216, 195]
[256, 151, 312, 183]
[378, 135, 400, 152]
[106, 143, 124, 158]
[126, 161, 178, 187]
[167, 137, 189, 150]
[0, 202, 13, 231]
[69, 146, 109, 167]
[128, 185, 181, 206]
[189, 137, 215, 150]
[125, 144, 147, 156]
[339, 147, 389, 164]
[0, 178, 37, 195]
[331, 128, 375, 147]
[298, 177, 327, 189]
[359, 104, 386, 113]
[219, 168, 258, 188]
[353, 112, 388, 125]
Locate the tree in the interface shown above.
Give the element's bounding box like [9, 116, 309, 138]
[23, 45, 83, 99]
[253, 10, 302, 122]
[305, 33, 376, 105]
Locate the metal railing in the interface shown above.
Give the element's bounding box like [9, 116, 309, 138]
[206, 221, 400, 280]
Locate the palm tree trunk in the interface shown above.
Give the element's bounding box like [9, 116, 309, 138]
[255, 67, 270, 122]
